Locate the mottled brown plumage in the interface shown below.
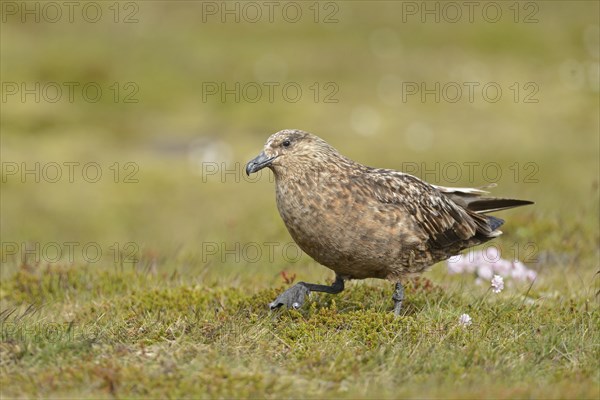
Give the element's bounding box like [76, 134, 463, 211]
[246, 129, 533, 314]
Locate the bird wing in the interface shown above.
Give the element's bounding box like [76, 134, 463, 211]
[358, 169, 493, 249]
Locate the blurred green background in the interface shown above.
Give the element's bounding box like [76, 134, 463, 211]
[1, 0, 598, 284]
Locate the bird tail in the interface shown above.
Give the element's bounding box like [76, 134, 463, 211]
[434, 184, 533, 213]
[434, 184, 533, 239]
[469, 198, 534, 238]
[464, 197, 534, 214]
[486, 215, 505, 231]
[467, 198, 532, 238]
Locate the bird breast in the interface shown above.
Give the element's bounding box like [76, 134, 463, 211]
[274, 171, 426, 279]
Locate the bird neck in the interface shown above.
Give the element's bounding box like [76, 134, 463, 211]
[272, 152, 357, 186]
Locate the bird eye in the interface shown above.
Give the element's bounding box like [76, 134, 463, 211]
[282, 140, 291, 148]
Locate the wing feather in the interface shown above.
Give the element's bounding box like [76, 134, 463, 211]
[358, 169, 492, 249]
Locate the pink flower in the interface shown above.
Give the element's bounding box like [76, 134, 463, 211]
[477, 264, 494, 280]
[525, 269, 537, 282]
[447, 255, 467, 274]
[491, 275, 504, 293]
[492, 258, 513, 276]
[447, 249, 538, 287]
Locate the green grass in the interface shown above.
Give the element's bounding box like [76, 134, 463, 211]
[1, 0, 599, 398]
[1, 262, 598, 398]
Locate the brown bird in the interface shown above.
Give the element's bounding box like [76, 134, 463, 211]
[246, 129, 533, 314]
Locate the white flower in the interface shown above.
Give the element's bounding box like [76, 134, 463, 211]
[491, 274, 504, 293]
[459, 313, 472, 327]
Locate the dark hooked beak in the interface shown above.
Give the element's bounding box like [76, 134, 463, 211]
[245, 152, 277, 175]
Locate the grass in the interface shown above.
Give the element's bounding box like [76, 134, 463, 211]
[1, 0, 599, 398]
[1, 258, 598, 398]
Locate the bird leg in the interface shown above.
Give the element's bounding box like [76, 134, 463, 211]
[392, 282, 405, 316]
[269, 275, 345, 310]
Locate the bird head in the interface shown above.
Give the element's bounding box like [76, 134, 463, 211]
[245, 129, 335, 177]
